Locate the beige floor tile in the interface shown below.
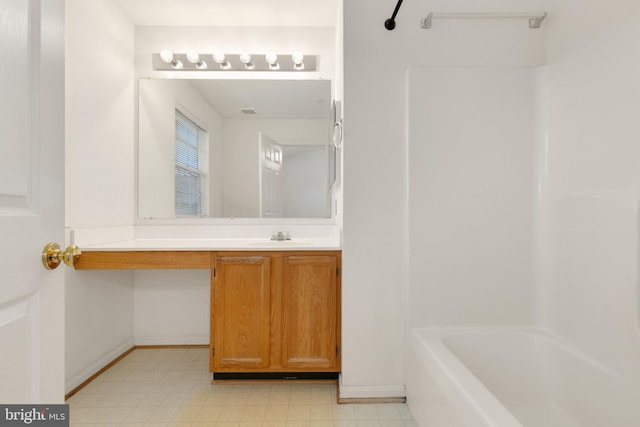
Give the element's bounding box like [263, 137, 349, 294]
[375, 404, 402, 420]
[310, 391, 334, 405]
[113, 392, 148, 407]
[67, 348, 416, 427]
[286, 422, 315, 427]
[204, 394, 230, 406]
[123, 406, 155, 423]
[81, 407, 115, 423]
[247, 391, 271, 405]
[172, 406, 201, 423]
[309, 421, 334, 427]
[240, 405, 267, 421]
[195, 405, 224, 422]
[380, 421, 405, 427]
[161, 392, 191, 407]
[310, 405, 333, 420]
[289, 391, 311, 405]
[264, 405, 289, 421]
[268, 392, 291, 405]
[137, 392, 169, 407]
[396, 404, 414, 420]
[287, 405, 311, 421]
[147, 406, 180, 422]
[226, 392, 250, 406]
[218, 405, 246, 421]
[333, 404, 356, 420]
[354, 404, 379, 420]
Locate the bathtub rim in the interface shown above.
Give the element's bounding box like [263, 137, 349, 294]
[409, 326, 621, 427]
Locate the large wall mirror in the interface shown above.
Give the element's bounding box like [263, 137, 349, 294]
[138, 78, 334, 219]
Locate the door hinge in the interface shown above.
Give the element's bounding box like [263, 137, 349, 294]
[336, 267, 339, 278]
[213, 268, 216, 277]
[212, 347, 215, 357]
[336, 346, 339, 356]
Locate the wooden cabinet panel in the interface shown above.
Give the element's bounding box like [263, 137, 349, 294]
[282, 256, 338, 370]
[212, 256, 271, 370]
[210, 250, 341, 374]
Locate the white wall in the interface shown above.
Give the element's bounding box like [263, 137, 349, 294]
[138, 79, 224, 218]
[64, 0, 136, 393]
[223, 118, 328, 217]
[65, 271, 134, 392]
[408, 68, 536, 328]
[133, 270, 210, 345]
[342, 0, 543, 399]
[283, 146, 329, 218]
[542, 0, 640, 63]
[536, 5, 640, 384]
[65, 0, 135, 229]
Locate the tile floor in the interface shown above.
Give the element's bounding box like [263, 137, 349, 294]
[66, 348, 417, 427]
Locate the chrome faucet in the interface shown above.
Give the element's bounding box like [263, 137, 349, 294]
[271, 231, 291, 241]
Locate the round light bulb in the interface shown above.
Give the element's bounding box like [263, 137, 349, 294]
[292, 51, 304, 65]
[265, 51, 278, 65]
[212, 51, 226, 64]
[160, 49, 174, 63]
[239, 53, 254, 70]
[186, 50, 200, 64]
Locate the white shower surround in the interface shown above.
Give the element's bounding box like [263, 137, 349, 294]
[406, 7, 640, 426]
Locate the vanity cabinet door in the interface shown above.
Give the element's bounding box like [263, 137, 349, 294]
[281, 255, 340, 370]
[212, 256, 271, 370]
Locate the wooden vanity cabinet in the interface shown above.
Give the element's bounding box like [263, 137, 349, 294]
[211, 255, 272, 370]
[281, 255, 339, 370]
[210, 251, 341, 375]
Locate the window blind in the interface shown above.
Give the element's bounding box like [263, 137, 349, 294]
[175, 110, 203, 216]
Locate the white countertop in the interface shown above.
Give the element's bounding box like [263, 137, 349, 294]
[80, 238, 341, 251]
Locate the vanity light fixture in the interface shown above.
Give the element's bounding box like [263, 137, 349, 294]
[239, 53, 255, 70]
[292, 51, 304, 70]
[212, 51, 232, 70]
[265, 51, 279, 70]
[153, 51, 316, 71]
[159, 49, 183, 69]
[186, 50, 207, 69]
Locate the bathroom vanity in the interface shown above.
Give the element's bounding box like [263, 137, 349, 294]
[211, 250, 340, 379]
[75, 240, 341, 380]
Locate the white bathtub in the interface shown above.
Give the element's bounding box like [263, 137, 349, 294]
[407, 328, 639, 427]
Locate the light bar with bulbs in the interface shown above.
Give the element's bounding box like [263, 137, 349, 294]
[155, 50, 316, 72]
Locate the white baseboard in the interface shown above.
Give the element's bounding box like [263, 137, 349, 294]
[65, 337, 135, 394]
[134, 336, 209, 346]
[338, 376, 406, 400]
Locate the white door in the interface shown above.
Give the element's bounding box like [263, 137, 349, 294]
[0, 0, 65, 403]
[259, 133, 284, 218]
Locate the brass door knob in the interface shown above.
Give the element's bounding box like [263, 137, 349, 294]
[42, 243, 82, 270]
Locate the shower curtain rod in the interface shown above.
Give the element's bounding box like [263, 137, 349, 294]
[420, 11, 548, 29]
[384, 0, 404, 30]
[383, 0, 547, 31]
